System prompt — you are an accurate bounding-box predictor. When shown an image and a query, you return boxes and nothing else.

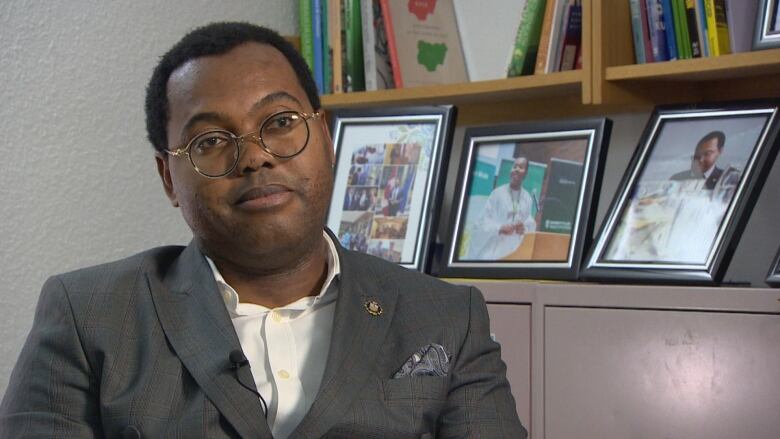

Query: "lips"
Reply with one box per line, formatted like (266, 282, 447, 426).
(234, 184, 293, 209)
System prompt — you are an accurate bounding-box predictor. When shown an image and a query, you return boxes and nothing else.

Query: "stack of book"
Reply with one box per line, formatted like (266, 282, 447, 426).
(298, 0, 584, 94)
(629, 0, 759, 64)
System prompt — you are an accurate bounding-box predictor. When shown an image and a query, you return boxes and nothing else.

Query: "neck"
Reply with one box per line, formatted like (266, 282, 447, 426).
(205, 236, 330, 309)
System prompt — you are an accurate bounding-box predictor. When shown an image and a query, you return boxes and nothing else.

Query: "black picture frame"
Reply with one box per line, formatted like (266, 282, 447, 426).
(767, 246, 780, 287)
(326, 105, 456, 272)
(584, 101, 780, 284)
(434, 118, 611, 280)
(753, 0, 780, 50)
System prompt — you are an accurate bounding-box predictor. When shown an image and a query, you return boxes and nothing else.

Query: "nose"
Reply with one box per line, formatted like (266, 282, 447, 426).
(235, 135, 277, 175)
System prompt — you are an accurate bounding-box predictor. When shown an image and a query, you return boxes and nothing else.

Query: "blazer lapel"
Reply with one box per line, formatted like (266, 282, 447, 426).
(148, 242, 272, 439)
(291, 240, 399, 438)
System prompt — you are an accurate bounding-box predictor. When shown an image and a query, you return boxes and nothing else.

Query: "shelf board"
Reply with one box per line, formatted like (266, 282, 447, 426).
(321, 70, 584, 109)
(605, 49, 780, 82)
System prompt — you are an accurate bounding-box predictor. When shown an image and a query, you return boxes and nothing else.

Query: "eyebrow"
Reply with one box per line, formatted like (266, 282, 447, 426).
(249, 91, 304, 113)
(178, 91, 305, 144)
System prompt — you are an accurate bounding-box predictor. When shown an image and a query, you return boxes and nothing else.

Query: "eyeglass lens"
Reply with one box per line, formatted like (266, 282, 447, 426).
(188, 111, 311, 177)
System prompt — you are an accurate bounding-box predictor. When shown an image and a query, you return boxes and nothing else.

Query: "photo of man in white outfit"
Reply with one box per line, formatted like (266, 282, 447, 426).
(469, 157, 537, 260)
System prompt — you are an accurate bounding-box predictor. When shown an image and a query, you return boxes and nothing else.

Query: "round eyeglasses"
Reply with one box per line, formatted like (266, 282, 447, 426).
(164, 110, 322, 178)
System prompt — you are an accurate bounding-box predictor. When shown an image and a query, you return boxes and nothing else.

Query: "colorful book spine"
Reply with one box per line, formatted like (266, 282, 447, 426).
(629, 0, 647, 63)
(557, 2, 582, 71)
(322, 0, 332, 94)
(372, 0, 395, 89)
(535, 0, 558, 71)
(703, 0, 730, 55)
(684, 0, 703, 57)
(676, 0, 694, 58)
(673, 0, 687, 58)
(639, 0, 655, 62)
(713, 0, 732, 54)
(379, 0, 402, 87)
(299, 0, 315, 72)
(695, 0, 710, 56)
(328, 0, 343, 93)
(343, 0, 365, 91)
(312, 0, 325, 94)
(507, 0, 548, 77)
(661, 0, 679, 60)
(646, 0, 670, 61)
(360, 0, 378, 90)
(552, 0, 573, 70)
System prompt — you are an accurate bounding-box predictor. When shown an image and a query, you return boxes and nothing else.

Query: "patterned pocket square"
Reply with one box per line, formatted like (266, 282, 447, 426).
(393, 343, 450, 378)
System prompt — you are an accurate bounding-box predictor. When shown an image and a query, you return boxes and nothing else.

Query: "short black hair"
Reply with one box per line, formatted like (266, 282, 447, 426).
(697, 130, 726, 151)
(145, 22, 320, 153)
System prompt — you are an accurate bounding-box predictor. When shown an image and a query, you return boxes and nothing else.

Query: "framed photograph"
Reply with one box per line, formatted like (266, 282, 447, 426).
(585, 101, 780, 284)
(326, 106, 456, 271)
(435, 118, 612, 280)
(753, 0, 780, 50)
(767, 246, 780, 287)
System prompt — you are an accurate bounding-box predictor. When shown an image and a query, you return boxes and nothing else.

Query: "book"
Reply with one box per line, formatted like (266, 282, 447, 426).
(546, 0, 573, 71)
(312, 0, 325, 94)
(704, 0, 731, 55)
(507, 0, 548, 77)
(299, 0, 315, 72)
(662, 0, 679, 60)
(695, 0, 710, 56)
(713, 0, 732, 54)
(344, 0, 365, 91)
(453, 0, 528, 81)
(725, 0, 759, 53)
(361, 0, 395, 90)
(557, 2, 581, 71)
(379, 0, 402, 87)
(551, 0, 574, 70)
(639, 0, 655, 62)
(629, 0, 647, 63)
(672, 0, 690, 59)
(381, 0, 468, 87)
(674, 0, 696, 59)
(322, 0, 332, 94)
(361, 0, 378, 90)
(646, 0, 670, 61)
(535, 0, 560, 70)
(372, 0, 395, 89)
(684, 0, 703, 57)
(328, 0, 344, 93)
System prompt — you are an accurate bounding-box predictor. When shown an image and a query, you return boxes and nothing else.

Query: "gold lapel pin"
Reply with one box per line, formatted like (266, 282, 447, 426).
(364, 300, 382, 316)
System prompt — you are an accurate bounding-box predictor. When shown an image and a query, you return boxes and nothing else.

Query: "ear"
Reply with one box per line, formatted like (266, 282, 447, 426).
(318, 110, 336, 166)
(155, 152, 179, 207)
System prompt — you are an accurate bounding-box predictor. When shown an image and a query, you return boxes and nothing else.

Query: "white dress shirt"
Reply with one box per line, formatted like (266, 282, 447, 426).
(205, 233, 340, 439)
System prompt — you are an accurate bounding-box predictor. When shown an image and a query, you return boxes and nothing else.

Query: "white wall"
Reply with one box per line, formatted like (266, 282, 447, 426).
(0, 0, 297, 396)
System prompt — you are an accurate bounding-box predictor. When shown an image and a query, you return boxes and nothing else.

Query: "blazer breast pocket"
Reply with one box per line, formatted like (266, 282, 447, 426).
(382, 375, 448, 402)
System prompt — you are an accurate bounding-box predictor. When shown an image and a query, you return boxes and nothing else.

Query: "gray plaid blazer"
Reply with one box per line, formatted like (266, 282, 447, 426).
(0, 233, 526, 438)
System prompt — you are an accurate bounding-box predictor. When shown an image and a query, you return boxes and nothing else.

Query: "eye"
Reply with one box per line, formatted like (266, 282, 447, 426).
(264, 112, 302, 133)
(192, 132, 231, 155)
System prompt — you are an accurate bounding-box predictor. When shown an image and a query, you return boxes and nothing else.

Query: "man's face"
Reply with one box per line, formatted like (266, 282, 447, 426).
(156, 42, 334, 269)
(694, 137, 721, 174)
(510, 157, 528, 189)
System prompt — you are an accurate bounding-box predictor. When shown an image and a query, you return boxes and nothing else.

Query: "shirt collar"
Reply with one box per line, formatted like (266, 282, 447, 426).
(205, 231, 341, 316)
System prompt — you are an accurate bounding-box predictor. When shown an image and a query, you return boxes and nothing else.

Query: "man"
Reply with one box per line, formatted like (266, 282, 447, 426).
(670, 130, 726, 189)
(469, 157, 537, 260)
(0, 23, 526, 438)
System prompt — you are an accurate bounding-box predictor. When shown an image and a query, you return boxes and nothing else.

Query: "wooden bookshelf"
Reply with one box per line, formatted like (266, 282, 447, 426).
(321, 70, 587, 125)
(592, 0, 780, 106)
(605, 48, 780, 82)
(322, 70, 584, 108)
(314, 1, 780, 117)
